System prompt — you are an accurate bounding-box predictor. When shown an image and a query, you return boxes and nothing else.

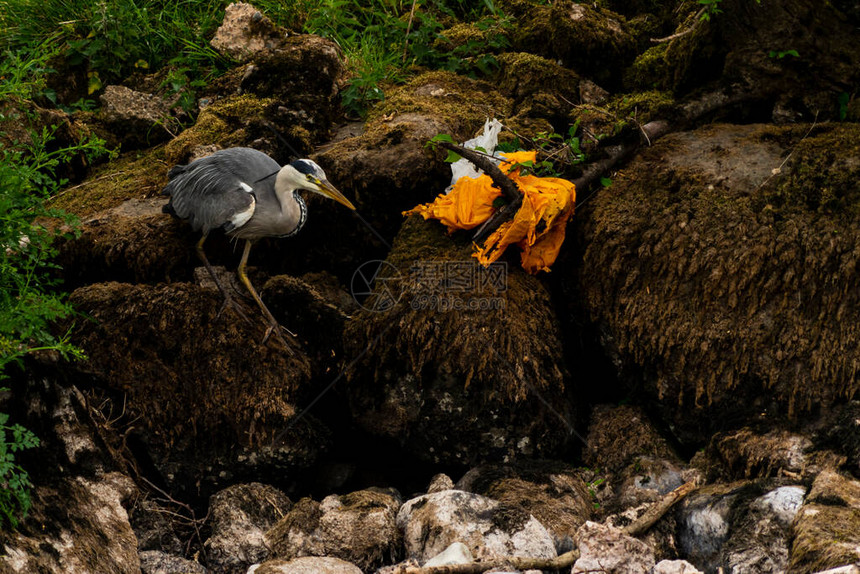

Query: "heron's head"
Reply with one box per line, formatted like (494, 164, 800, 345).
(276, 159, 356, 210)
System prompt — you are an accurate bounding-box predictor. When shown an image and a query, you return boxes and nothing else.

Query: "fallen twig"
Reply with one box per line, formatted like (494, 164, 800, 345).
(387, 548, 581, 574)
(650, 7, 706, 43)
(463, 88, 754, 243)
(623, 481, 697, 537)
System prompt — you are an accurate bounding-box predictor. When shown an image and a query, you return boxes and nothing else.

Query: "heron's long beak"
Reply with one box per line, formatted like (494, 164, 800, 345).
(317, 179, 356, 210)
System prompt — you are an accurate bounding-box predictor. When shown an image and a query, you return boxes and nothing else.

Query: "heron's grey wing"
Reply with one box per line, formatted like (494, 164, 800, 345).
(163, 158, 259, 234)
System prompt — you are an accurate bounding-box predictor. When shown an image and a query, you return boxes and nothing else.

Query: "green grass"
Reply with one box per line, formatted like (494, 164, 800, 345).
(0, 0, 508, 116)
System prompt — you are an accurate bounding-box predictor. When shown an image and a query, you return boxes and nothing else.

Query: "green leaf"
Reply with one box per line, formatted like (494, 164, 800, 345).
(600, 177, 613, 188)
(444, 150, 462, 163)
(430, 134, 456, 144)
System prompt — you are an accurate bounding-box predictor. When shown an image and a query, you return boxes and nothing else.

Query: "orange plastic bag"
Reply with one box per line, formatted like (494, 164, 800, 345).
(405, 151, 576, 273)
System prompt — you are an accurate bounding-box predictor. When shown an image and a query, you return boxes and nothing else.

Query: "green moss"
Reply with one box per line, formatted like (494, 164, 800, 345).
(608, 90, 677, 123)
(50, 146, 168, 218)
(624, 43, 669, 91)
(435, 22, 488, 51)
(789, 504, 860, 573)
(767, 124, 860, 219)
(494, 52, 580, 100)
(368, 71, 511, 132)
(164, 94, 281, 164)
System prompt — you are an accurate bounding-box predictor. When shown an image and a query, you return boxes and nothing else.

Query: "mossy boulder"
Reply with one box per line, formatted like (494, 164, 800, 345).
(316, 71, 512, 238)
(456, 461, 594, 548)
(569, 123, 860, 443)
(584, 404, 679, 475)
(789, 471, 860, 573)
(262, 272, 358, 378)
(493, 52, 581, 131)
(201, 33, 345, 144)
(502, 0, 636, 90)
(56, 198, 194, 289)
(51, 146, 169, 219)
(265, 489, 402, 571)
(635, 0, 860, 120)
(343, 215, 572, 466)
(698, 428, 844, 483)
(67, 281, 323, 498)
(164, 94, 301, 164)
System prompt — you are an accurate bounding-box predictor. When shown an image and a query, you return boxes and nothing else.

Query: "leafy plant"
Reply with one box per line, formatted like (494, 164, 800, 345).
(698, 0, 760, 21)
(0, 405, 39, 529)
(0, 44, 110, 529)
(697, 0, 723, 21)
(0, 123, 104, 374)
(768, 49, 800, 59)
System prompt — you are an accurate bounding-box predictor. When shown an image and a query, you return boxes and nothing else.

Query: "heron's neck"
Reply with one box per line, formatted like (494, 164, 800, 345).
(276, 188, 307, 238)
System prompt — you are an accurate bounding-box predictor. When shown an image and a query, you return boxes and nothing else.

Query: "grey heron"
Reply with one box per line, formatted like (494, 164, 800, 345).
(163, 147, 356, 349)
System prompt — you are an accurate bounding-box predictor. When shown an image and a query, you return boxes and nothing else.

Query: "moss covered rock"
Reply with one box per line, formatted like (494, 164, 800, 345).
(456, 461, 594, 547)
(265, 490, 401, 571)
(789, 472, 860, 573)
(343, 215, 572, 466)
(164, 95, 299, 164)
(57, 198, 193, 289)
(51, 146, 169, 218)
(569, 123, 860, 443)
(316, 71, 512, 238)
(494, 52, 581, 131)
(68, 281, 321, 498)
(502, 0, 636, 90)
(634, 0, 860, 120)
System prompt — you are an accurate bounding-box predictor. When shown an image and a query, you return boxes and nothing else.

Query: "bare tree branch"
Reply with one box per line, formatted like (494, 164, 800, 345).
(386, 548, 581, 574)
(623, 481, 697, 537)
(437, 141, 521, 203)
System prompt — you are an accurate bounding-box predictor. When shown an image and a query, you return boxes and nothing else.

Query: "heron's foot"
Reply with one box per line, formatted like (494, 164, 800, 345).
(261, 319, 296, 355)
(216, 294, 253, 326)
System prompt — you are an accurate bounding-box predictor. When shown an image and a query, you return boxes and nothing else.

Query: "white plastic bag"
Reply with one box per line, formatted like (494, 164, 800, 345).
(446, 118, 503, 193)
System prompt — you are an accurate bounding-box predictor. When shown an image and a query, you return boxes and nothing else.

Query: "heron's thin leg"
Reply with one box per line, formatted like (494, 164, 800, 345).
(236, 239, 296, 352)
(196, 233, 251, 324)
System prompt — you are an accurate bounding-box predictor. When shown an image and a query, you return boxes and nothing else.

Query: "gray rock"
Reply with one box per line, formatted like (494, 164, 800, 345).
(653, 559, 704, 574)
(266, 489, 401, 572)
(397, 490, 556, 564)
(423, 542, 474, 567)
(130, 499, 184, 554)
(210, 2, 285, 62)
(722, 485, 805, 573)
(678, 481, 805, 573)
(572, 521, 656, 574)
(678, 484, 741, 572)
(250, 556, 362, 574)
(205, 483, 292, 574)
(0, 381, 140, 574)
(140, 550, 207, 574)
(99, 85, 176, 148)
